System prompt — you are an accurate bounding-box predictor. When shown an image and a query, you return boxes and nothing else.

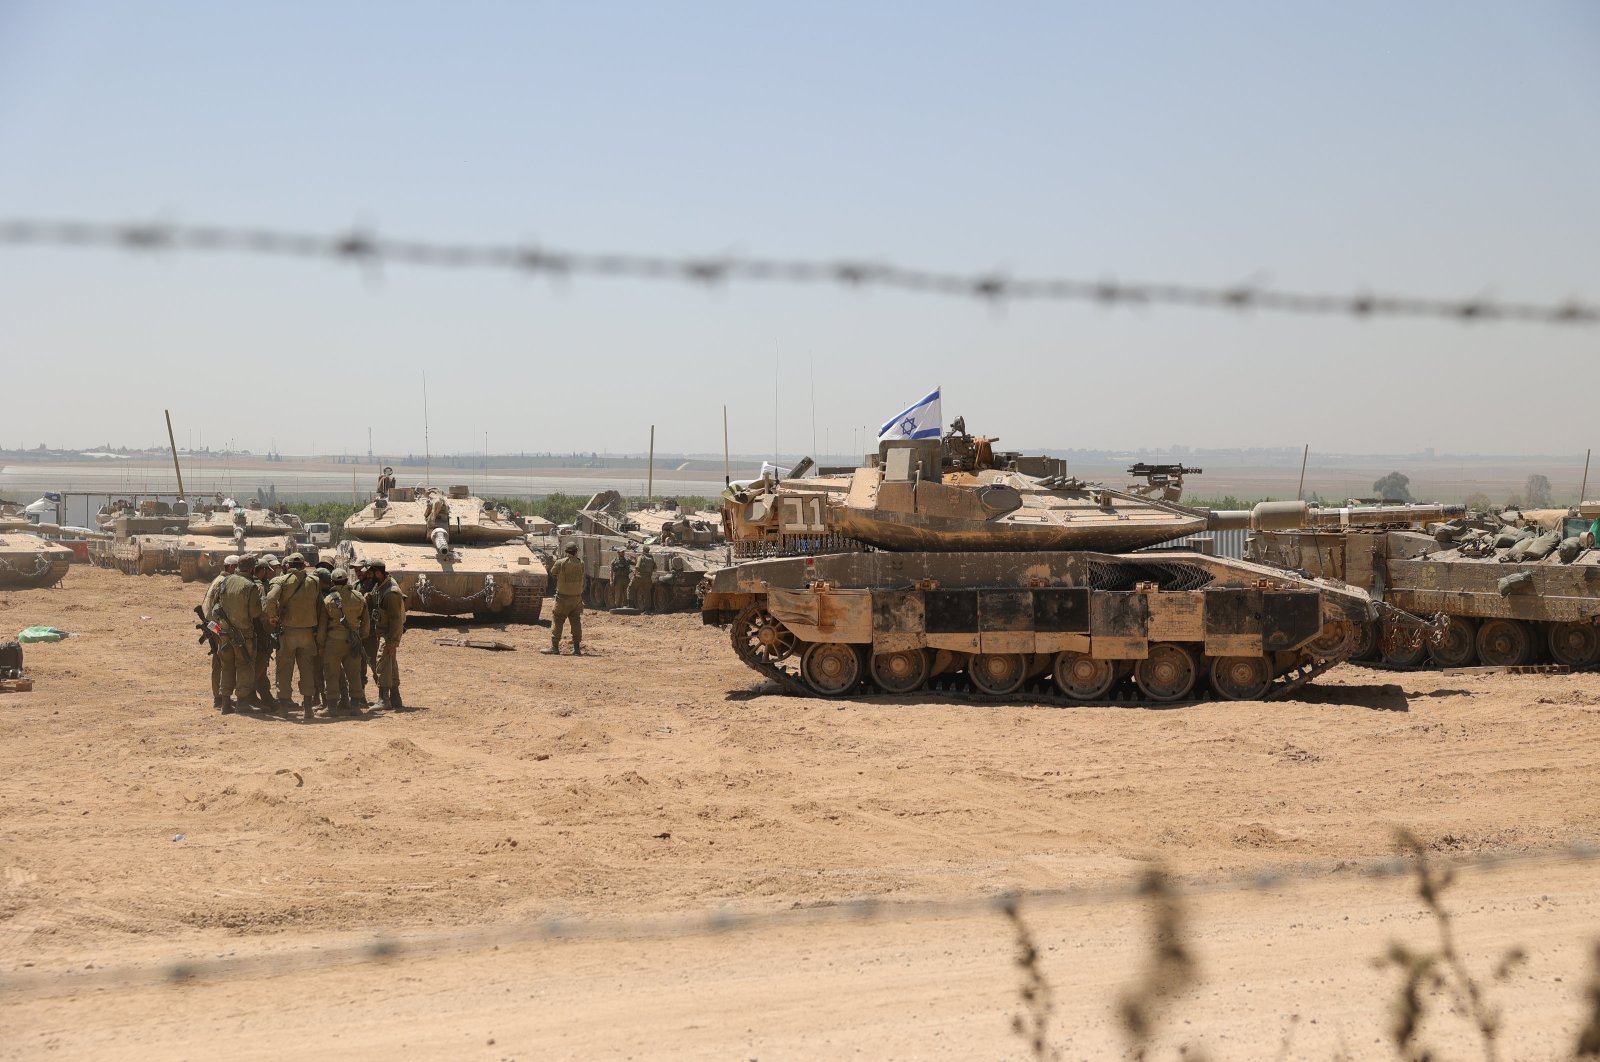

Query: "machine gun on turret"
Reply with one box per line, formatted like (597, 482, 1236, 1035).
(1126, 463, 1204, 502)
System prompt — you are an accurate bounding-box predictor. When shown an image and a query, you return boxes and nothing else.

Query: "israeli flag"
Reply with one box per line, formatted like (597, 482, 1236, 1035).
(878, 387, 943, 441)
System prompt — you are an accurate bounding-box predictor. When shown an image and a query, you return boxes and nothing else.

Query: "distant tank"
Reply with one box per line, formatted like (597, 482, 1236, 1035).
(1248, 503, 1600, 669)
(337, 469, 545, 623)
(86, 498, 190, 575)
(176, 500, 313, 582)
(702, 420, 1448, 702)
(0, 533, 74, 589)
(544, 491, 733, 612)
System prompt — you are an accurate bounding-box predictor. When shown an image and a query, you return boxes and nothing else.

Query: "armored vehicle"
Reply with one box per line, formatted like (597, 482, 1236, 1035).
(0, 533, 75, 589)
(703, 421, 1454, 702)
(546, 491, 733, 612)
(87, 499, 189, 575)
(1248, 504, 1600, 669)
(337, 469, 545, 623)
(176, 501, 312, 582)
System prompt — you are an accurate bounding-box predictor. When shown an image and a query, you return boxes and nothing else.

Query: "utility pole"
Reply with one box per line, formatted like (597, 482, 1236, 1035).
(647, 425, 655, 500)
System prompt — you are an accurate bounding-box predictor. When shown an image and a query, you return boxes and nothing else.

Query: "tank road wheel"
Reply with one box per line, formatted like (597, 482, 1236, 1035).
(1052, 651, 1115, 701)
(870, 649, 931, 694)
(1134, 644, 1197, 703)
(732, 604, 797, 665)
(1208, 655, 1272, 701)
(800, 642, 862, 697)
(1427, 616, 1478, 668)
(1546, 622, 1600, 669)
(1351, 620, 1379, 661)
(1476, 619, 1534, 667)
(1307, 620, 1357, 661)
(968, 653, 1027, 697)
(1379, 622, 1429, 669)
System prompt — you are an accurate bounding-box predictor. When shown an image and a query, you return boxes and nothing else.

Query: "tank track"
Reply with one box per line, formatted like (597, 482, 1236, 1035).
(509, 584, 544, 624)
(728, 606, 1345, 707)
(0, 554, 71, 590)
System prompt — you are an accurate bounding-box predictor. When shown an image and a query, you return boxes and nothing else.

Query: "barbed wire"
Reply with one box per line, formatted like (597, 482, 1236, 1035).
(0, 218, 1594, 326)
(2, 839, 1592, 999)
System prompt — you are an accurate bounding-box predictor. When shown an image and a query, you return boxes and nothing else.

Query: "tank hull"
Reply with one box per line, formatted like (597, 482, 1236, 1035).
(0, 534, 75, 589)
(1249, 528, 1600, 670)
(337, 541, 545, 623)
(702, 550, 1380, 702)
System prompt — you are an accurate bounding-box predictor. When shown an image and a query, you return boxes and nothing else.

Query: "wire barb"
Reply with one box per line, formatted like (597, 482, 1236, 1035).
(0, 218, 1593, 326)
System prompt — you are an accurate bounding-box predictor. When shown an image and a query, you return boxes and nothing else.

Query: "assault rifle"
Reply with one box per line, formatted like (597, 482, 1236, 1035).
(193, 604, 219, 655)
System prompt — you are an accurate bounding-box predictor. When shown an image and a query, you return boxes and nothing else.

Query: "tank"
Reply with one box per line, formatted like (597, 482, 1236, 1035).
(86, 499, 190, 575)
(0, 533, 74, 589)
(336, 469, 546, 623)
(1247, 503, 1600, 670)
(702, 421, 1452, 702)
(540, 491, 733, 612)
(176, 500, 313, 582)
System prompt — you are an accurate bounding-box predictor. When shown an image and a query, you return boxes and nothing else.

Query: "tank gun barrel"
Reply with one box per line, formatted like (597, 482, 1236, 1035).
(1205, 500, 1465, 533)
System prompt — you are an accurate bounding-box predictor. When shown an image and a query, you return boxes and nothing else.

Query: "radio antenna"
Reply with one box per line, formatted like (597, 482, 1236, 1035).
(423, 371, 431, 486)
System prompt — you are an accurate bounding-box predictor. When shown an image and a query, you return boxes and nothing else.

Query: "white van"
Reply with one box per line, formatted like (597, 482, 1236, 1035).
(306, 522, 333, 546)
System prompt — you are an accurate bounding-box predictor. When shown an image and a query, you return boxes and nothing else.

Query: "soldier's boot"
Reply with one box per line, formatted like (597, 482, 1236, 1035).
(572, 644, 583, 656)
(214, 695, 231, 713)
(390, 683, 405, 710)
(304, 699, 317, 723)
(373, 688, 391, 710)
(541, 641, 561, 655)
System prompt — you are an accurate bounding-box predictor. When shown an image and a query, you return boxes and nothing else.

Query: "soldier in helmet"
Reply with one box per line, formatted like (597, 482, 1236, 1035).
(210, 555, 264, 713)
(362, 559, 407, 708)
(318, 567, 371, 713)
(265, 554, 322, 721)
(629, 545, 657, 612)
(310, 565, 334, 708)
(544, 541, 586, 655)
(608, 547, 632, 610)
(250, 555, 280, 708)
(202, 554, 241, 709)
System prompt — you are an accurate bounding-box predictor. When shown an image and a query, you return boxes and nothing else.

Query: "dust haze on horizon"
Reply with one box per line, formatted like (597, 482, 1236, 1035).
(0, 2, 1595, 461)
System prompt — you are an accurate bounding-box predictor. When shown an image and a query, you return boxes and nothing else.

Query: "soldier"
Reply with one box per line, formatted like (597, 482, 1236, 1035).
(251, 555, 279, 708)
(265, 554, 321, 721)
(318, 567, 370, 713)
(354, 562, 380, 688)
(202, 555, 240, 709)
(365, 559, 407, 709)
(210, 556, 263, 713)
(630, 545, 657, 612)
(310, 566, 334, 708)
(608, 548, 632, 609)
(544, 542, 586, 655)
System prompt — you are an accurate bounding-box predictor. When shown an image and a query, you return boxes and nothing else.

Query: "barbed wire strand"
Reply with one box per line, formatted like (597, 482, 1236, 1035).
(0, 218, 1594, 326)
(2, 840, 1593, 1000)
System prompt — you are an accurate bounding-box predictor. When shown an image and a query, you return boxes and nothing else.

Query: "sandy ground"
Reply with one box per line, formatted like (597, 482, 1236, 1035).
(3, 566, 1599, 1059)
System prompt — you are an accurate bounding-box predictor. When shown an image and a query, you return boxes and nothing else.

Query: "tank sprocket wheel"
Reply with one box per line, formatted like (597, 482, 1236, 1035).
(1208, 655, 1272, 701)
(1052, 651, 1115, 700)
(968, 653, 1027, 697)
(1306, 620, 1357, 661)
(800, 642, 862, 697)
(1134, 644, 1197, 703)
(1546, 621, 1600, 669)
(1476, 619, 1534, 667)
(870, 649, 930, 694)
(1350, 620, 1379, 661)
(1427, 615, 1478, 668)
(732, 604, 797, 665)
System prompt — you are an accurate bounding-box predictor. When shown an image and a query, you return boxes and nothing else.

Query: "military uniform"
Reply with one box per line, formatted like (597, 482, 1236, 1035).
(201, 561, 235, 706)
(547, 548, 586, 653)
(318, 569, 371, 711)
(252, 560, 278, 706)
(368, 569, 407, 708)
(608, 552, 631, 609)
(630, 549, 657, 612)
(266, 560, 322, 718)
(211, 569, 264, 708)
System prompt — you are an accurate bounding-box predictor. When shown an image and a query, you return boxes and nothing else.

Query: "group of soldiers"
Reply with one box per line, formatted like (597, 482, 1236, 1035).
(607, 545, 658, 610)
(201, 552, 406, 721)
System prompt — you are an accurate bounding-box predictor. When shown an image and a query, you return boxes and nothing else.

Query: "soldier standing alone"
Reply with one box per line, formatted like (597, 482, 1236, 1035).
(545, 542, 586, 654)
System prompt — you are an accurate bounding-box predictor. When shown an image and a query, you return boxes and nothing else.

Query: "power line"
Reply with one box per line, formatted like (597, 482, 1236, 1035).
(0, 218, 1594, 326)
(1, 839, 1592, 999)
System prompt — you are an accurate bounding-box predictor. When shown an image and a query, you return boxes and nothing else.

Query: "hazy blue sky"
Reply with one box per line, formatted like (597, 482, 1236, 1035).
(1, 2, 1595, 459)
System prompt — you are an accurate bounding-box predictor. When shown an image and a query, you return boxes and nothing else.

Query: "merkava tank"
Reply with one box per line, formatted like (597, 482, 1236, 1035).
(702, 421, 1459, 702)
(545, 491, 733, 612)
(86, 498, 190, 575)
(0, 533, 75, 589)
(1247, 503, 1600, 670)
(337, 469, 545, 623)
(175, 499, 314, 582)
